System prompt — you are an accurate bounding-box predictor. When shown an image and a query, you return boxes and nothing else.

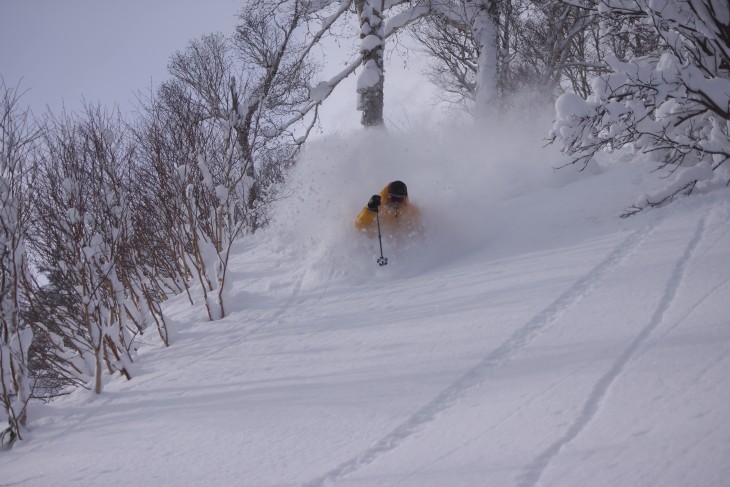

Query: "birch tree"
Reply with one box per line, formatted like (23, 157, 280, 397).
(356, 0, 388, 125)
(0, 80, 37, 447)
(28, 106, 147, 394)
(411, 0, 606, 110)
(134, 0, 353, 319)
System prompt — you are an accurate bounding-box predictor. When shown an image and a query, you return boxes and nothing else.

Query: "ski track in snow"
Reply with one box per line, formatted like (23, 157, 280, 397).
(517, 211, 710, 487)
(301, 221, 659, 487)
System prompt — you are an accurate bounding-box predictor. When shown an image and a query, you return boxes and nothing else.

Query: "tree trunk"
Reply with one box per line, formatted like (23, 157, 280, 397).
(356, 0, 386, 127)
(468, 0, 500, 118)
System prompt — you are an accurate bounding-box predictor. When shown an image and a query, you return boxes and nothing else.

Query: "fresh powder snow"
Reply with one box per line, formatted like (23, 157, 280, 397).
(1, 112, 729, 487)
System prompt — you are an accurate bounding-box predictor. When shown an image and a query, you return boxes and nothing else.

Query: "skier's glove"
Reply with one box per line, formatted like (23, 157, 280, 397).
(367, 194, 381, 212)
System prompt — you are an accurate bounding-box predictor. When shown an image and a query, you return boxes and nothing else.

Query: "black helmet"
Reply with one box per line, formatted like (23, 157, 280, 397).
(387, 180, 407, 197)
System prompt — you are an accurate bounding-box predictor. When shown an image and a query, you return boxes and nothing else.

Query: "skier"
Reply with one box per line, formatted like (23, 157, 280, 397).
(355, 180, 422, 237)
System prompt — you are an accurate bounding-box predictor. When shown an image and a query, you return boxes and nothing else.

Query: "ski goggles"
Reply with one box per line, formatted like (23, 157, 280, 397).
(388, 194, 406, 205)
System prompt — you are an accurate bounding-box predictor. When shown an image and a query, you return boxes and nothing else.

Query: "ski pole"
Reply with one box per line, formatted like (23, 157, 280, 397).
(376, 209, 388, 266)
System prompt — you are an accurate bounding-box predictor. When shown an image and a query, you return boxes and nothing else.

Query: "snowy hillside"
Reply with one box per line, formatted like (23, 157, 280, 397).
(2, 116, 729, 487)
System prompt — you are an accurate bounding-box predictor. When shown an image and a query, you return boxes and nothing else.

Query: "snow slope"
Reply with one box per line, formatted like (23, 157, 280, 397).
(2, 117, 729, 487)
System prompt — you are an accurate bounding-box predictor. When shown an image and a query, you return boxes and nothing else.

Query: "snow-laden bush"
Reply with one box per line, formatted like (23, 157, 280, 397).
(551, 0, 730, 215)
(0, 79, 37, 445)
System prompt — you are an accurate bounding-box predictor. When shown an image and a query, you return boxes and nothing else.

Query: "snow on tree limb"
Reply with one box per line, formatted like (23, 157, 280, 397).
(552, 0, 730, 214)
(384, 4, 433, 37)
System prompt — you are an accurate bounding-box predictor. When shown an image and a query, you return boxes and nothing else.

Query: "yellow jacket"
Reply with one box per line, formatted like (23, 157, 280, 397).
(355, 184, 422, 237)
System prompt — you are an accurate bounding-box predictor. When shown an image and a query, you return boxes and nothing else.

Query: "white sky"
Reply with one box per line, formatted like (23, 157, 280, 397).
(0, 0, 439, 134)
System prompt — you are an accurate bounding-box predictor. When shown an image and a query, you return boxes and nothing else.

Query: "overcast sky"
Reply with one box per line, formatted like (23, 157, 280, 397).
(0, 0, 239, 113)
(0, 0, 438, 133)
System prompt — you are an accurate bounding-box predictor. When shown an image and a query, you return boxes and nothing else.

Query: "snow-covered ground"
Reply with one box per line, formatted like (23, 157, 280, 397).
(2, 116, 729, 486)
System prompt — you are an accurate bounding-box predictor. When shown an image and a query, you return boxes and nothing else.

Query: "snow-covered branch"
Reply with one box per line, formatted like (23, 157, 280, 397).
(552, 0, 730, 214)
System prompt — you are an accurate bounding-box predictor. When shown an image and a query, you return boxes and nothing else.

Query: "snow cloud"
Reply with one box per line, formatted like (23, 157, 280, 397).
(267, 109, 574, 285)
